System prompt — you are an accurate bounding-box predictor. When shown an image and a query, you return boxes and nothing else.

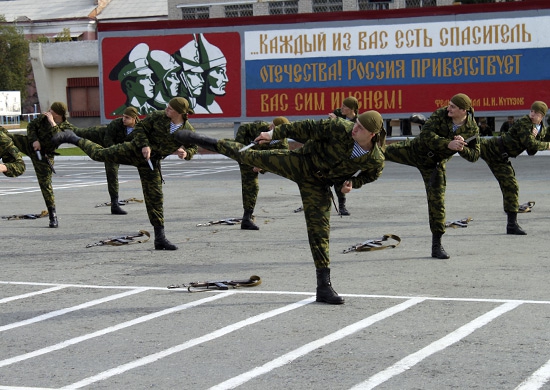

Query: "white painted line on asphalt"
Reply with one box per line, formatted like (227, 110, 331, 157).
(349, 301, 523, 390)
(60, 296, 316, 389)
(0, 291, 235, 369)
(0, 286, 68, 304)
(209, 297, 426, 390)
(0, 288, 147, 333)
(515, 359, 550, 390)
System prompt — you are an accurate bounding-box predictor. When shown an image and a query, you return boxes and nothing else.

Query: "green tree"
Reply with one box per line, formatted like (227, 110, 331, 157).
(0, 15, 30, 100)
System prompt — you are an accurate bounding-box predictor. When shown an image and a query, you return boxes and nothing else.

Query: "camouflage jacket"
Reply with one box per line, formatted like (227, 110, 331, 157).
(499, 115, 549, 157)
(27, 115, 76, 154)
(104, 117, 143, 146)
(415, 106, 480, 163)
(132, 110, 197, 160)
(0, 127, 25, 177)
(273, 118, 384, 189)
(235, 122, 289, 150)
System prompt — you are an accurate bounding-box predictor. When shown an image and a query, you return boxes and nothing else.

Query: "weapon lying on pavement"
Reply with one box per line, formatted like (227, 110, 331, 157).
(167, 275, 261, 292)
(95, 197, 144, 208)
(518, 201, 535, 213)
(196, 217, 242, 227)
(2, 210, 49, 220)
(293, 205, 304, 213)
(343, 234, 401, 253)
(85, 230, 150, 248)
(445, 217, 473, 228)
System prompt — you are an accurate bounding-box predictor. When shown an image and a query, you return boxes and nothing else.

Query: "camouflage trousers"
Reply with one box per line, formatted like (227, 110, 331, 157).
(480, 140, 519, 213)
(74, 128, 121, 198)
(239, 164, 261, 211)
(76, 138, 164, 227)
(218, 139, 334, 269)
(385, 143, 448, 234)
(10, 134, 56, 208)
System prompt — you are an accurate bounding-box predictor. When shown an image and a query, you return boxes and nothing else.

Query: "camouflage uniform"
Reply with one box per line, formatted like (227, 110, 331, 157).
(72, 110, 197, 227)
(234, 121, 289, 211)
(74, 118, 134, 199)
(330, 109, 358, 208)
(216, 118, 385, 269)
(0, 126, 25, 177)
(384, 106, 480, 235)
(9, 115, 76, 208)
(480, 115, 550, 213)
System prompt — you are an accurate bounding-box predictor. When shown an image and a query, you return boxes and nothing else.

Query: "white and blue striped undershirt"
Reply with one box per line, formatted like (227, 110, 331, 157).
(170, 122, 183, 134)
(350, 141, 369, 158)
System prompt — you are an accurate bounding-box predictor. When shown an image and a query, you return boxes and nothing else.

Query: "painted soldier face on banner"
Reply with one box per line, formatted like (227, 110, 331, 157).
(102, 33, 241, 119)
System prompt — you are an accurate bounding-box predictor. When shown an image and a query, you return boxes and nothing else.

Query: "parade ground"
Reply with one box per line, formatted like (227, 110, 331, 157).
(1, 139, 550, 389)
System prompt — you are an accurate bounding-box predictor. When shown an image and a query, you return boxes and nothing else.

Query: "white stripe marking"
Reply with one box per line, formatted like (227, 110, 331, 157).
(350, 301, 522, 390)
(515, 359, 550, 390)
(0, 288, 147, 332)
(0, 291, 234, 368)
(60, 296, 315, 389)
(209, 297, 425, 390)
(0, 285, 67, 304)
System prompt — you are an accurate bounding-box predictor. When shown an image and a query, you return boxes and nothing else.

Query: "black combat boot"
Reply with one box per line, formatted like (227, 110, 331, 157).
(338, 193, 350, 216)
(173, 130, 218, 152)
(51, 130, 81, 147)
(154, 226, 178, 250)
(507, 212, 526, 235)
(110, 196, 127, 215)
(431, 233, 450, 259)
(316, 268, 345, 304)
(47, 206, 58, 228)
(241, 209, 259, 230)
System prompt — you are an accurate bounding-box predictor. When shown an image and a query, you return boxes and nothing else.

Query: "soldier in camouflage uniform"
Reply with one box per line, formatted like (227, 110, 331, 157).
(74, 107, 140, 215)
(174, 111, 386, 305)
(384, 93, 480, 259)
(327, 96, 359, 216)
(53, 97, 197, 251)
(9, 102, 76, 228)
(235, 117, 290, 230)
(0, 126, 25, 177)
(480, 101, 550, 235)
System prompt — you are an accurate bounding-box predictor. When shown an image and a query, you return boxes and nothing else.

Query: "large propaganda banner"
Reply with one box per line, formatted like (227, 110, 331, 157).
(98, 1, 550, 122)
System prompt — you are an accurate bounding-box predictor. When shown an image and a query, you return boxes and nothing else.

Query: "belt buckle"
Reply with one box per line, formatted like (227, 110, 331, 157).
(501, 152, 508, 159)
(427, 151, 434, 158)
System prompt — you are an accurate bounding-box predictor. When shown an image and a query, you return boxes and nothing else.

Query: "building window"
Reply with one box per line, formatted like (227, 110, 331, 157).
(312, 0, 343, 13)
(181, 7, 210, 20)
(405, 0, 437, 7)
(225, 4, 253, 18)
(358, 0, 390, 10)
(66, 77, 100, 117)
(269, 0, 299, 15)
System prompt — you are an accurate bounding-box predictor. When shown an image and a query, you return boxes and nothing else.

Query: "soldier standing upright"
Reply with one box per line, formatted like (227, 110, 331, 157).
(173, 111, 386, 305)
(9, 102, 76, 228)
(480, 101, 550, 235)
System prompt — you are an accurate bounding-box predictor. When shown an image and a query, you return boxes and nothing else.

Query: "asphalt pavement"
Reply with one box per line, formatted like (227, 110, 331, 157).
(1, 144, 550, 390)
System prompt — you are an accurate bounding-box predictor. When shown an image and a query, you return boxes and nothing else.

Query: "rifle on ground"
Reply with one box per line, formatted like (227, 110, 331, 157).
(445, 217, 473, 228)
(85, 230, 150, 248)
(95, 197, 144, 208)
(343, 234, 401, 253)
(196, 217, 242, 227)
(168, 275, 261, 292)
(2, 210, 49, 220)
